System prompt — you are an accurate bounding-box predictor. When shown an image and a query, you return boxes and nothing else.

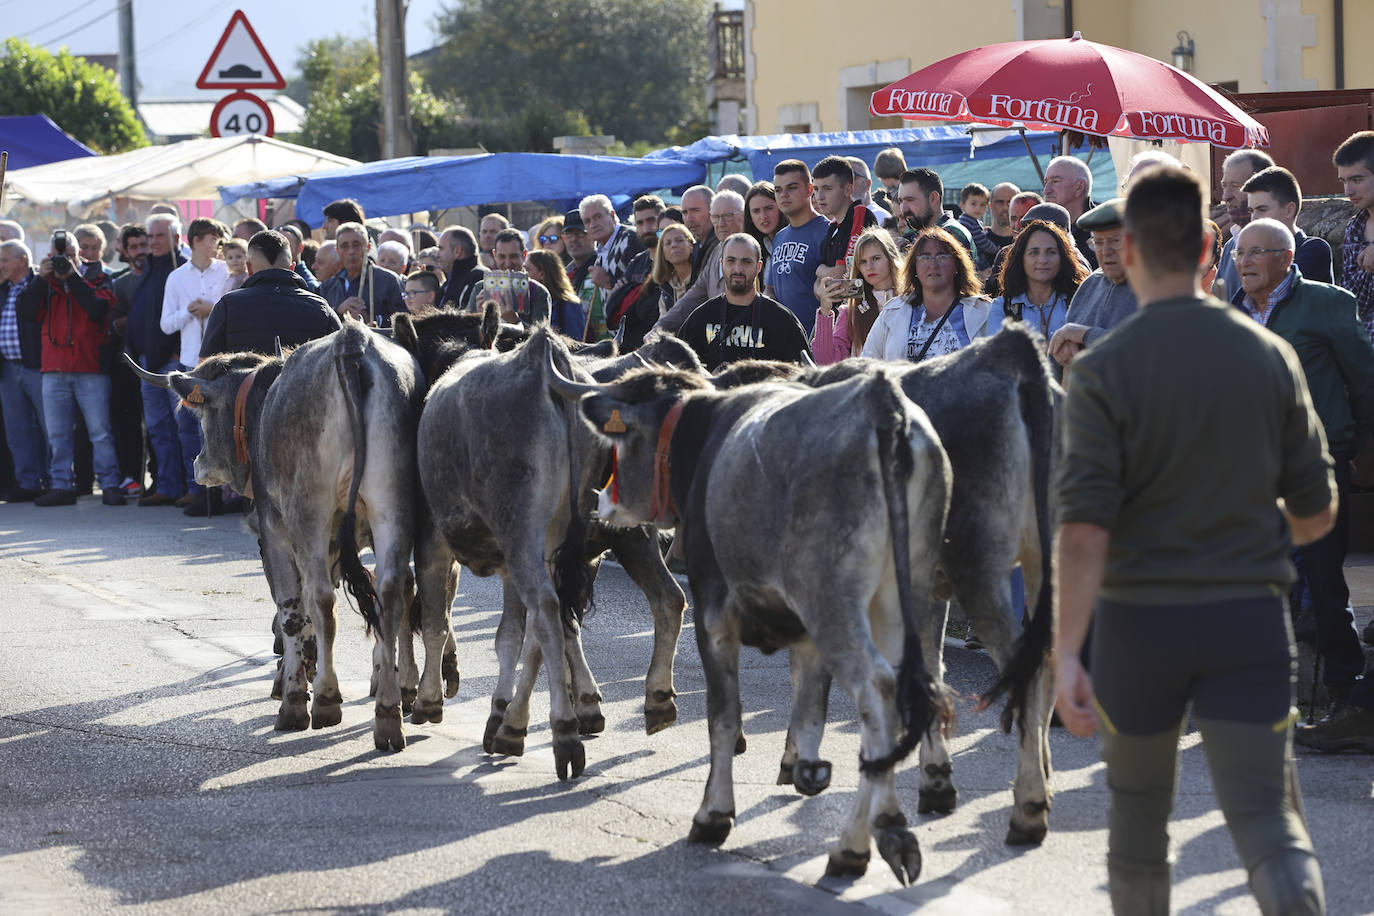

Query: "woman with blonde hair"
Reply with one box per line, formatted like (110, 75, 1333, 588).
(812, 228, 901, 363)
(861, 226, 991, 362)
(530, 215, 566, 261)
(617, 222, 696, 350)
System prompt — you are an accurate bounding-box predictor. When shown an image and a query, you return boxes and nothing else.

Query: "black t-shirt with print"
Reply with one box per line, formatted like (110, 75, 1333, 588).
(820, 200, 879, 268)
(679, 294, 813, 370)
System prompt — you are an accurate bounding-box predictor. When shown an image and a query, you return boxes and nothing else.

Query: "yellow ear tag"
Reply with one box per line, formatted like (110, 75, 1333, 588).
(603, 409, 627, 434)
(186, 385, 205, 406)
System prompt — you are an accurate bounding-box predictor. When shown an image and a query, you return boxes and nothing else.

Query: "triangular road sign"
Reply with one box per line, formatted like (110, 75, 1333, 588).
(196, 11, 286, 90)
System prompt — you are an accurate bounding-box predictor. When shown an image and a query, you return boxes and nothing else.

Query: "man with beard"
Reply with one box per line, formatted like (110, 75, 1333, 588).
(632, 195, 666, 250)
(895, 167, 974, 258)
(110, 224, 151, 496)
(436, 226, 486, 310)
(987, 182, 1021, 249)
(678, 233, 811, 370)
(1212, 149, 1275, 299)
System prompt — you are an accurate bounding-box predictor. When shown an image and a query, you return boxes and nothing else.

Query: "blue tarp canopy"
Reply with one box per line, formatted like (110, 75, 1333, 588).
(222, 152, 707, 226)
(0, 114, 97, 170)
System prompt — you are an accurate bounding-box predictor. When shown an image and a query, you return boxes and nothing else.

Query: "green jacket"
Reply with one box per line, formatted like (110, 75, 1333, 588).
(1242, 268, 1374, 452)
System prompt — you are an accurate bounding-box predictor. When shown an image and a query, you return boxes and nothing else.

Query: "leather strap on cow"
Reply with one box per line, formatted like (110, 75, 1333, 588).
(648, 400, 686, 523)
(233, 370, 258, 466)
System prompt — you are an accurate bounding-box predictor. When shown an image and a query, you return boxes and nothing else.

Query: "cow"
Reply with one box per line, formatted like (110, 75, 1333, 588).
(402, 323, 696, 779)
(126, 320, 424, 751)
(547, 356, 954, 886)
(704, 327, 1059, 845)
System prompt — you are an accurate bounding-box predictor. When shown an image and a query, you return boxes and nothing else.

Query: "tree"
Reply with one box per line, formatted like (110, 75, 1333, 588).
(424, 0, 710, 149)
(0, 38, 147, 154)
(297, 36, 467, 161)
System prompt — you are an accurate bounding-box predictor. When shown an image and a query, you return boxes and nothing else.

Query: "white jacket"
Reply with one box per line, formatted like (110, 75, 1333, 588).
(859, 293, 992, 362)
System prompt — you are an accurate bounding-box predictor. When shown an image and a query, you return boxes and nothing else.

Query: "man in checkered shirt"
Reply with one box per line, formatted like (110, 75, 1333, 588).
(1334, 131, 1374, 344)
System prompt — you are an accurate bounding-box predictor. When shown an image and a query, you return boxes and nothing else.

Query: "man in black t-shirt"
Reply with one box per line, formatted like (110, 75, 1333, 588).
(679, 234, 811, 371)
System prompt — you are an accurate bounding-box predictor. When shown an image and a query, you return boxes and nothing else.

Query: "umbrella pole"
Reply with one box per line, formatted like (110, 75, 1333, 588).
(1019, 132, 1044, 184)
(0, 151, 8, 212)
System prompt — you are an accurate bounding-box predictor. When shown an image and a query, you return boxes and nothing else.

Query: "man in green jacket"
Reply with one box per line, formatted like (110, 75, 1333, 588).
(1232, 218, 1374, 746)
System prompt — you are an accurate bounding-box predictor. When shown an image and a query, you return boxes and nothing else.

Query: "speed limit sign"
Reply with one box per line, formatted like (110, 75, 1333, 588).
(210, 91, 275, 138)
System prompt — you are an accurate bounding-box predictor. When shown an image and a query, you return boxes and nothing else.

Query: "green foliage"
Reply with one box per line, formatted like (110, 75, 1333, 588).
(424, 0, 711, 149)
(286, 36, 379, 105)
(0, 38, 147, 154)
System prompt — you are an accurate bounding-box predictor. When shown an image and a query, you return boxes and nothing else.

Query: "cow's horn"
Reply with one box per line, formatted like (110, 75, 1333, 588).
(274, 336, 284, 359)
(123, 352, 173, 388)
(545, 343, 601, 400)
(631, 351, 653, 369)
(800, 350, 817, 368)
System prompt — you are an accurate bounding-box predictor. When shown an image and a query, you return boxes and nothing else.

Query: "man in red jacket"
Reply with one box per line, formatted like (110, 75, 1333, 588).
(17, 234, 123, 506)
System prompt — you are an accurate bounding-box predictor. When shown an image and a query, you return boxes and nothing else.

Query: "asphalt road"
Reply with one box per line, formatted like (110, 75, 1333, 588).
(1, 500, 1370, 915)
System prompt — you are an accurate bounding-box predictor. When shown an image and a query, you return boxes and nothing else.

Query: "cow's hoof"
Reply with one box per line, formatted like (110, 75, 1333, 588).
(875, 816, 922, 886)
(917, 786, 958, 815)
(411, 699, 444, 725)
(311, 690, 343, 729)
(270, 665, 284, 701)
(1006, 803, 1049, 846)
(441, 651, 460, 698)
(825, 847, 870, 878)
(578, 711, 606, 736)
(400, 687, 417, 715)
(272, 618, 283, 656)
(275, 693, 310, 731)
(373, 705, 405, 752)
(644, 701, 677, 735)
(552, 719, 585, 780)
(734, 732, 747, 755)
(776, 760, 795, 786)
(794, 759, 832, 796)
(687, 812, 733, 845)
(1005, 823, 1047, 846)
(491, 724, 528, 757)
(482, 713, 504, 753)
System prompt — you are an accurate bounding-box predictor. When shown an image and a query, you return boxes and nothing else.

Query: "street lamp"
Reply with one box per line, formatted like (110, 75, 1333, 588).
(1172, 30, 1196, 73)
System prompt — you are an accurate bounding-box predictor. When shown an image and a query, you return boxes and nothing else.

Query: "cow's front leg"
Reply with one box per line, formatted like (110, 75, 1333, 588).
(491, 625, 540, 757)
(412, 525, 458, 725)
(779, 640, 832, 796)
(1006, 663, 1052, 845)
(302, 568, 343, 729)
(689, 603, 741, 844)
(258, 522, 310, 730)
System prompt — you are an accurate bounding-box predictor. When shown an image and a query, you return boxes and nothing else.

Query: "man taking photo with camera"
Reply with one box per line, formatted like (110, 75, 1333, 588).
(17, 230, 123, 506)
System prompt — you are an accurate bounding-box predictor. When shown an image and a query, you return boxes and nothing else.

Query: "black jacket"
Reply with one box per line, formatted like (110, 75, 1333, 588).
(200, 268, 342, 357)
(0, 269, 42, 370)
(441, 255, 487, 309)
(127, 250, 184, 369)
(688, 230, 719, 287)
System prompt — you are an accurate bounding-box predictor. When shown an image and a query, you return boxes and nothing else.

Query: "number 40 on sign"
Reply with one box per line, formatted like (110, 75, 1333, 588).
(211, 91, 275, 138)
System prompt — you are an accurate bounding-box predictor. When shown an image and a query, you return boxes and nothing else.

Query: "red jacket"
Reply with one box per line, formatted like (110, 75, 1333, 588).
(17, 268, 115, 373)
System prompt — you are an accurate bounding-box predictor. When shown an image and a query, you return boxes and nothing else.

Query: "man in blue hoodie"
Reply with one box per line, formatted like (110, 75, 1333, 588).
(125, 213, 185, 507)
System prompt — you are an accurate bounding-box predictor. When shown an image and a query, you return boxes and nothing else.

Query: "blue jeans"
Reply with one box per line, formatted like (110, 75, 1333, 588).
(0, 359, 48, 490)
(140, 358, 184, 498)
(42, 372, 120, 491)
(174, 362, 204, 495)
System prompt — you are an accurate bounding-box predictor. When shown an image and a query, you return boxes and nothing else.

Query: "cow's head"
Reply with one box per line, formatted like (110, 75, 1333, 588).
(547, 347, 709, 528)
(125, 352, 275, 490)
(392, 300, 500, 383)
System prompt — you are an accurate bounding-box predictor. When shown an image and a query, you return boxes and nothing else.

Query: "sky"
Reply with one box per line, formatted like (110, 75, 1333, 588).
(11, 0, 449, 100)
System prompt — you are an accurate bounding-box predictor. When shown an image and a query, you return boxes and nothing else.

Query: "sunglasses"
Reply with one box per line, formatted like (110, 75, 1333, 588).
(538, 234, 561, 244)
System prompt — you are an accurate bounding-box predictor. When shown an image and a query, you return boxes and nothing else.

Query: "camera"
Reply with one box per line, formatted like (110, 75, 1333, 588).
(51, 230, 73, 278)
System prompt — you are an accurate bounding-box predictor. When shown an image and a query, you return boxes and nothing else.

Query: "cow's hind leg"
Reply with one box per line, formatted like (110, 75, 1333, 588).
(485, 582, 527, 753)
(688, 596, 742, 844)
(367, 518, 411, 752)
(298, 539, 344, 730)
(779, 640, 833, 796)
(259, 515, 310, 730)
(918, 598, 956, 814)
(412, 524, 457, 725)
(491, 624, 541, 756)
(563, 614, 605, 735)
(608, 529, 687, 734)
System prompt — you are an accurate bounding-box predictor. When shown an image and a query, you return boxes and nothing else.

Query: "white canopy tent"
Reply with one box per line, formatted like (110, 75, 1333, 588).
(1, 135, 358, 218)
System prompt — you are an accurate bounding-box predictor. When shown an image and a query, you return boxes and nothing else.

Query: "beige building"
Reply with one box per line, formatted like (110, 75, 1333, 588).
(743, 0, 1374, 135)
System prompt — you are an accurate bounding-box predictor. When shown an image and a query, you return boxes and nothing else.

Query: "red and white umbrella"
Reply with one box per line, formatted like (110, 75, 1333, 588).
(870, 32, 1268, 150)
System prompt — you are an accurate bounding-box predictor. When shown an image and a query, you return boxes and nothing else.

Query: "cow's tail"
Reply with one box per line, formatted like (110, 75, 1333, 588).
(541, 330, 596, 628)
(334, 326, 382, 636)
(860, 375, 950, 775)
(981, 332, 1057, 734)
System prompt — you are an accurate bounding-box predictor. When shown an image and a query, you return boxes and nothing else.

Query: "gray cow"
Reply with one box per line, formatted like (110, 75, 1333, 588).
(548, 358, 953, 886)
(128, 321, 424, 751)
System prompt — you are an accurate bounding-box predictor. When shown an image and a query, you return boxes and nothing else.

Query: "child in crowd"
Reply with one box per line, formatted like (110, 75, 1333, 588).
(958, 182, 1000, 272)
(222, 238, 249, 291)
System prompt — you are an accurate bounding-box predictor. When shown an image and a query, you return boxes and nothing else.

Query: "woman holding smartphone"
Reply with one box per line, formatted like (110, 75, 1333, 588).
(811, 228, 901, 363)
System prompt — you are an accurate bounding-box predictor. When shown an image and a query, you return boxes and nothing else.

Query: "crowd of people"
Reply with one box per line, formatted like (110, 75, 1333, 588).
(1, 133, 1372, 740)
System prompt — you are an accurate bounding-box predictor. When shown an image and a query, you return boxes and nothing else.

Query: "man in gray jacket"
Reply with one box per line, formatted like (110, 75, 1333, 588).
(1050, 198, 1139, 369)
(654, 191, 744, 333)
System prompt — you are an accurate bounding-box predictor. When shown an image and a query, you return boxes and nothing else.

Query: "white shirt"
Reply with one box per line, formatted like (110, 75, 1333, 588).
(161, 257, 230, 366)
(860, 293, 992, 362)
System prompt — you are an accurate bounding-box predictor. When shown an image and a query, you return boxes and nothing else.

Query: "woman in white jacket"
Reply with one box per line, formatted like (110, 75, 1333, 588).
(861, 225, 991, 363)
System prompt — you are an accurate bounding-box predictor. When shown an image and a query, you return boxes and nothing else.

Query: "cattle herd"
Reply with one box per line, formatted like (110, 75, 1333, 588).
(127, 307, 1058, 887)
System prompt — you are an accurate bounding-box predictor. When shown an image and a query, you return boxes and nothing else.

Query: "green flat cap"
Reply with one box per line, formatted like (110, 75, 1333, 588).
(1077, 197, 1125, 232)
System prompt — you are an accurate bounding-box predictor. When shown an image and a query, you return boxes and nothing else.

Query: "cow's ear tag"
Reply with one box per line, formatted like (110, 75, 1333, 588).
(186, 385, 205, 405)
(603, 409, 627, 434)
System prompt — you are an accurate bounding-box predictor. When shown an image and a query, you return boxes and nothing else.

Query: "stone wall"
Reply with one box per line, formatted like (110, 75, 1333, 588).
(1297, 196, 1355, 282)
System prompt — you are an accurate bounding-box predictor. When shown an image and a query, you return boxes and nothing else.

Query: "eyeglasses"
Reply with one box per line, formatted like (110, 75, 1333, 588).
(1235, 247, 1288, 261)
(1087, 237, 1123, 253)
(914, 253, 954, 265)
(402, 290, 431, 299)
(538, 234, 561, 244)
(711, 211, 743, 223)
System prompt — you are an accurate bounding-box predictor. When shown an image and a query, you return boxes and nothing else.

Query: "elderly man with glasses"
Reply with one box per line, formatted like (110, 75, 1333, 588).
(1049, 198, 1139, 368)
